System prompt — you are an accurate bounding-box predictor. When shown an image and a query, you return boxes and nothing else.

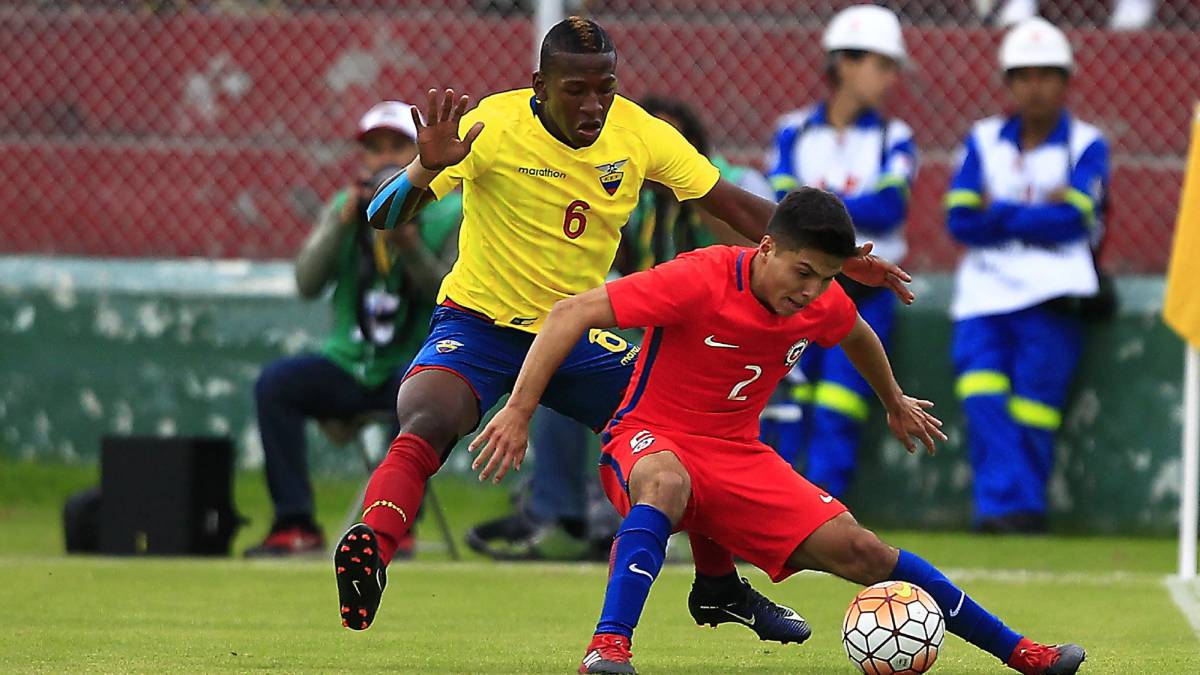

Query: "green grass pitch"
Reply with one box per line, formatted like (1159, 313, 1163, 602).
(1, 459, 1197, 673)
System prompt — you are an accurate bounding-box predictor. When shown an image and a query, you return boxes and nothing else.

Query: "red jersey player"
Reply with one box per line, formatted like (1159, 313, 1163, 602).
(471, 188, 1086, 675)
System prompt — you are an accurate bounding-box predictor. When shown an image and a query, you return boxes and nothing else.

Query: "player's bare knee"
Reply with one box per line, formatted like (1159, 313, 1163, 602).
(817, 527, 883, 583)
(635, 469, 688, 521)
(395, 369, 480, 442)
(651, 468, 689, 502)
(395, 408, 459, 453)
(629, 456, 690, 524)
(845, 529, 896, 584)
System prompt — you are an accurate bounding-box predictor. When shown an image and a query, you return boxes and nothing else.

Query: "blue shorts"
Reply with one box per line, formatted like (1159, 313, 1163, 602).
(405, 303, 641, 431)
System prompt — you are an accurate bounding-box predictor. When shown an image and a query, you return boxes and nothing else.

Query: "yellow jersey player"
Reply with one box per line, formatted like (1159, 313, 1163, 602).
(334, 16, 913, 643)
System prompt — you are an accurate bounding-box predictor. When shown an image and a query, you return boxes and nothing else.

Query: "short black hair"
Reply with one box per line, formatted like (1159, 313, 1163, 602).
(539, 16, 616, 72)
(1003, 65, 1071, 82)
(767, 187, 858, 258)
(640, 95, 709, 155)
(825, 49, 869, 87)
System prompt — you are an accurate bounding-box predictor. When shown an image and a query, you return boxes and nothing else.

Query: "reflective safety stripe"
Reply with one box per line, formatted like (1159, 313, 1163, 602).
(813, 381, 870, 421)
(1008, 395, 1062, 431)
(790, 383, 814, 404)
(761, 403, 803, 423)
(944, 189, 983, 210)
(876, 173, 911, 200)
(1062, 187, 1096, 228)
(956, 370, 1011, 399)
(770, 174, 801, 193)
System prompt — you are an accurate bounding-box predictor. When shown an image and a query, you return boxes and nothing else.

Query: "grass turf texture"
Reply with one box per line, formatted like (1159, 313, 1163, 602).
(1, 459, 1196, 673)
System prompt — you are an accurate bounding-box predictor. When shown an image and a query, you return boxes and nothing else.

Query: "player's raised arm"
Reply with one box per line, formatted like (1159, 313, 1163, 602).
(469, 286, 618, 483)
(366, 88, 484, 231)
(838, 314, 946, 455)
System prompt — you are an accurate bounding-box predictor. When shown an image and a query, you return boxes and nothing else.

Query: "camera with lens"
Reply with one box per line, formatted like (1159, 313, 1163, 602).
(356, 164, 404, 220)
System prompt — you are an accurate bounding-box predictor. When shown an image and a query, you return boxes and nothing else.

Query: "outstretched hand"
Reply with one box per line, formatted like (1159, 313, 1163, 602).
(467, 405, 533, 484)
(886, 395, 947, 456)
(411, 88, 485, 172)
(841, 242, 915, 305)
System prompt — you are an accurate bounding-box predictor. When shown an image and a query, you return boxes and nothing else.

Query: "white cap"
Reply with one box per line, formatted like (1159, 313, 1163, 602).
(999, 17, 1073, 72)
(823, 4, 907, 63)
(356, 101, 417, 142)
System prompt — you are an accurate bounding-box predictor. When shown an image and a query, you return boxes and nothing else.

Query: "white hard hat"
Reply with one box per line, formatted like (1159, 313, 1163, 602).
(823, 4, 907, 63)
(999, 17, 1073, 72)
(356, 101, 417, 142)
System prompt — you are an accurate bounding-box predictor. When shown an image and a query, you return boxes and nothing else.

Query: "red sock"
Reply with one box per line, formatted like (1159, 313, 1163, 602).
(362, 433, 442, 564)
(688, 533, 737, 578)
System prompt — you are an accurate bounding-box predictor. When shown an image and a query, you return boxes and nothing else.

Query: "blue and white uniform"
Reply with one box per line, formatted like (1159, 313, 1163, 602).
(946, 110, 1108, 523)
(762, 102, 917, 496)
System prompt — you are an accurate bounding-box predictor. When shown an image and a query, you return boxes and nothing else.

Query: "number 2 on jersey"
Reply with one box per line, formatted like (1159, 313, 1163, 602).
(727, 365, 762, 401)
(563, 200, 589, 239)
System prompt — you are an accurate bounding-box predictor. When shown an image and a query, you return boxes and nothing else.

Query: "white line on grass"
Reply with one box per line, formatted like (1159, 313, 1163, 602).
(9, 556, 1164, 584)
(13, 554, 1196, 643)
(935, 568, 1160, 585)
(1166, 576, 1200, 641)
(0, 556, 1175, 590)
(203, 561, 1173, 584)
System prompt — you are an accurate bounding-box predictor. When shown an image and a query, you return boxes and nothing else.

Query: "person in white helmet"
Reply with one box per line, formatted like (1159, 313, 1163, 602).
(945, 17, 1110, 535)
(763, 4, 917, 498)
(988, 0, 1157, 31)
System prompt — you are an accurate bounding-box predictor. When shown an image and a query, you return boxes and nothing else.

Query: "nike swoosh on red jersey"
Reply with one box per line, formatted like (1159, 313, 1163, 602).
(704, 335, 739, 349)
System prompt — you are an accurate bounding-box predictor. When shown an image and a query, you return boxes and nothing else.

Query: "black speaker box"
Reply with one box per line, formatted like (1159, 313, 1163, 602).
(99, 436, 239, 556)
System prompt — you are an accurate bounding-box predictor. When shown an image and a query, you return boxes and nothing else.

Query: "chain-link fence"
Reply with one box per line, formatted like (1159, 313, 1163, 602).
(2, 1, 1196, 272)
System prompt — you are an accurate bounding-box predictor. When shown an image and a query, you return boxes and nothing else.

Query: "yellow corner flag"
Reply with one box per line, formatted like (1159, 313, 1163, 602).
(1165, 103, 1200, 349)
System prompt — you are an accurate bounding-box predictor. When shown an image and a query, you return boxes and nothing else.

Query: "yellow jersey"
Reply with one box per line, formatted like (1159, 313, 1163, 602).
(429, 88, 720, 332)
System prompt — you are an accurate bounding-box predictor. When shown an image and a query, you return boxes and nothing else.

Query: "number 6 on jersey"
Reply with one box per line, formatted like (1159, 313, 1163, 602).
(563, 200, 589, 239)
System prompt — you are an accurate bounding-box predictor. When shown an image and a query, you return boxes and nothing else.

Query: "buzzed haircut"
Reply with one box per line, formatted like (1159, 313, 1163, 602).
(767, 187, 858, 258)
(539, 16, 616, 72)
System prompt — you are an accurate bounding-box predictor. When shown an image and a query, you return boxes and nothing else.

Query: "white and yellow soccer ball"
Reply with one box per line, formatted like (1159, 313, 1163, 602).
(843, 580, 945, 674)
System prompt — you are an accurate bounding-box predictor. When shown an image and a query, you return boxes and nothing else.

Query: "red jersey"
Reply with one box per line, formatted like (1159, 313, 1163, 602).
(604, 245, 858, 442)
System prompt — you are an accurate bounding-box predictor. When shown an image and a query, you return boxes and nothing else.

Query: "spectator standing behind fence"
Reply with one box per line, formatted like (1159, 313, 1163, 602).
(465, 95, 773, 561)
(985, 0, 1157, 30)
(613, 95, 774, 273)
(945, 18, 1109, 534)
(763, 4, 917, 498)
(244, 102, 462, 557)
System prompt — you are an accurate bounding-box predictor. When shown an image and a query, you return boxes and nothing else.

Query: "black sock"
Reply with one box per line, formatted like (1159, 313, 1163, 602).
(694, 571, 742, 599)
(560, 517, 586, 539)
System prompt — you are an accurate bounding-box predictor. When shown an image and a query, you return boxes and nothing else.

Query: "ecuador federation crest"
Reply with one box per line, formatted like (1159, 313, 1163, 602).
(785, 338, 810, 367)
(435, 339, 463, 354)
(594, 159, 628, 196)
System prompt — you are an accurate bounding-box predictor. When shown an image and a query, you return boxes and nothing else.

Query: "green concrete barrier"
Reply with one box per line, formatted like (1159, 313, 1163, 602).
(0, 257, 1185, 533)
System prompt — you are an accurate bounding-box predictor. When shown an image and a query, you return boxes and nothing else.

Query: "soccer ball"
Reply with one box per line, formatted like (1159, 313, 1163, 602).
(843, 580, 945, 674)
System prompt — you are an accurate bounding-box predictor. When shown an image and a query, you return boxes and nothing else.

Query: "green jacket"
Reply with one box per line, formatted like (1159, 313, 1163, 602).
(312, 190, 462, 388)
